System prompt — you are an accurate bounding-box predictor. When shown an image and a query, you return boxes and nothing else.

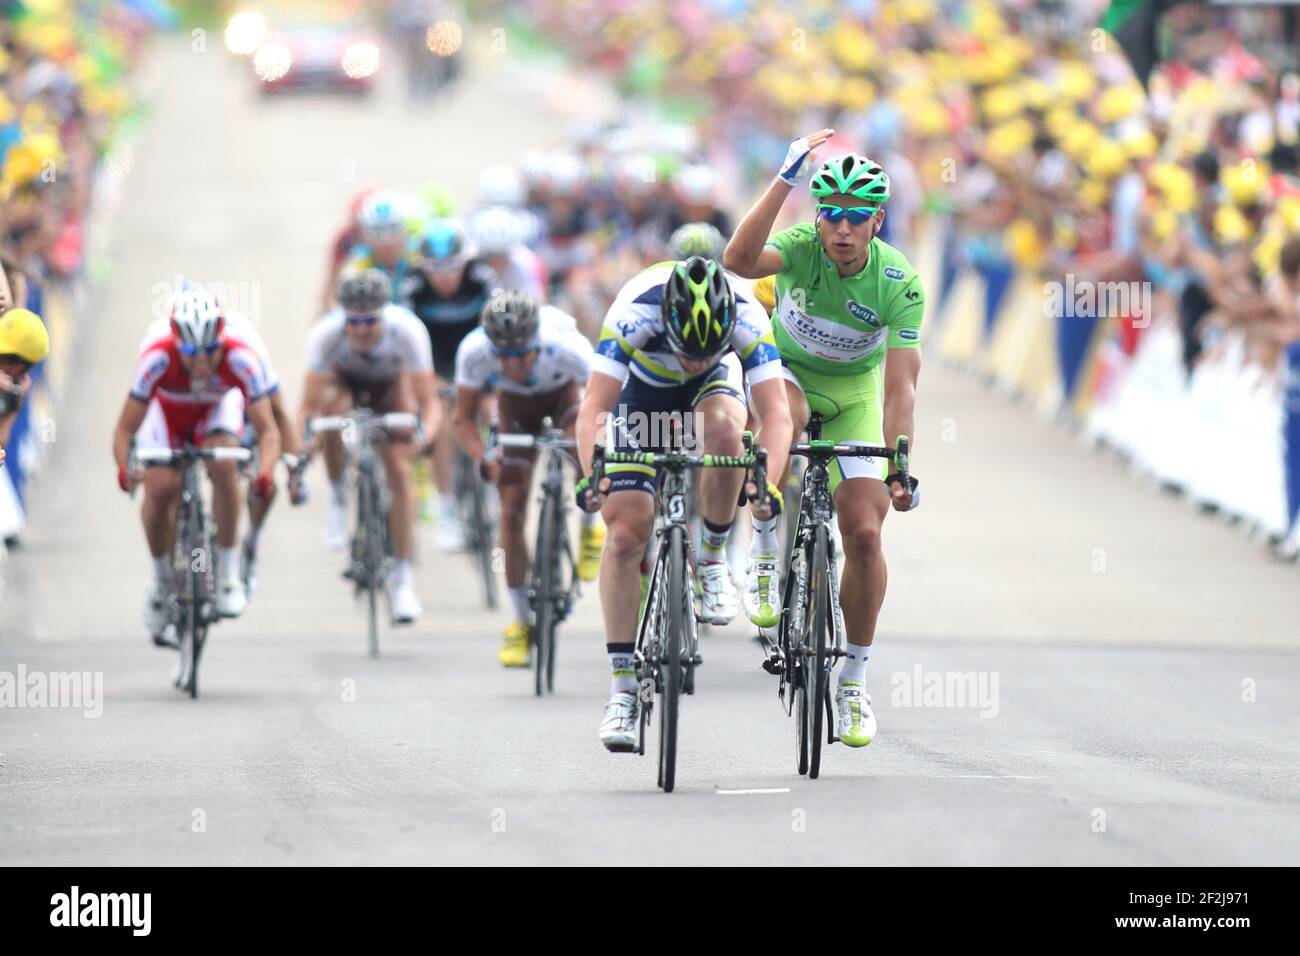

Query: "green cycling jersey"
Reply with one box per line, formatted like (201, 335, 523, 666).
(765, 223, 924, 378)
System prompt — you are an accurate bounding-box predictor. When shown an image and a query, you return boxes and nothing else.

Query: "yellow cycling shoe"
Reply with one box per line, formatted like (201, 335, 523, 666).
(499, 621, 531, 668)
(577, 522, 605, 582)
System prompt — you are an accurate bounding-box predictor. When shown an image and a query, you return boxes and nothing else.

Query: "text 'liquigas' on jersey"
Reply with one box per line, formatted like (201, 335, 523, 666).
(592, 262, 783, 387)
(765, 223, 924, 377)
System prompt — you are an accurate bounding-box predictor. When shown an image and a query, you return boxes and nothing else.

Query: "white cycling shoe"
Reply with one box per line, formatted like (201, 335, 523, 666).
(323, 500, 349, 551)
(599, 691, 639, 753)
(743, 553, 782, 628)
(435, 515, 467, 552)
(388, 579, 422, 625)
(697, 560, 739, 625)
(145, 584, 177, 648)
(216, 578, 248, 618)
(836, 681, 877, 748)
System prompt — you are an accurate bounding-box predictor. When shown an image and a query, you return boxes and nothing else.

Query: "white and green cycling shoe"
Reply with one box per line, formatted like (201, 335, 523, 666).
(836, 681, 877, 748)
(743, 554, 782, 628)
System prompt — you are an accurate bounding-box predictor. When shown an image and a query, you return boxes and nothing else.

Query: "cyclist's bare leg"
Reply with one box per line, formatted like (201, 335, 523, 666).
(497, 459, 535, 590)
(833, 477, 890, 648)
(203, 431, 242, 549)
(431, 376, 455, 502)
(141, 466, 181, 558)
(598, 490, 655, 645)
(694, 393, 747, 526)
(382, 440, 416, 561)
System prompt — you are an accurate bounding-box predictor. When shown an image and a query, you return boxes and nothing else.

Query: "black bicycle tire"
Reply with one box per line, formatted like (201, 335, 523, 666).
(809, 525, 830, 779)
(661, 525, 685, 793)
(533, 488, 557, 697)
(544, 492, 566, 694)
(358, 471, 380, 658)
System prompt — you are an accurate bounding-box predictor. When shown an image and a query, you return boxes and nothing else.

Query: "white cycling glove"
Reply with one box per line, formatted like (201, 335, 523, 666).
(778, 136, 816, 186)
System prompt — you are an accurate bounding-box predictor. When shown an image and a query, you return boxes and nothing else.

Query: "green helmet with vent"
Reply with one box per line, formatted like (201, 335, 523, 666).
(809, 154, 891, 204)
(661, 256, 735, 360)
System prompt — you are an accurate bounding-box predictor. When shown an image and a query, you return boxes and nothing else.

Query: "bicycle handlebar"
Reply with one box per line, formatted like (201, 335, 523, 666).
(310, 412, 419, 435)
(135, 446, 253, 466)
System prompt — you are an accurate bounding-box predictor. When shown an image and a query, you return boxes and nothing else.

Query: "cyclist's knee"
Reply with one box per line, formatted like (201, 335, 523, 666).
(696, 404, 744, 454)
(603, 507, 652, 562)
(142, 467, 180, 499)
(839, 517, 883, 562)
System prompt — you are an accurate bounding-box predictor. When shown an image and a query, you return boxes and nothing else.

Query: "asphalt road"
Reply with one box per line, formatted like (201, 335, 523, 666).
(2, 36, 1299, 866)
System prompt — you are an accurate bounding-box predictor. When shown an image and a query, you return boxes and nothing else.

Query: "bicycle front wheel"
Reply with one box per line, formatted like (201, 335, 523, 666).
(659, 525, 686, 793)
(357, 472, 381, 658)
(532, 489, 557, 697)
(808, 524, 831, 779)
(470, 467, 498, 610)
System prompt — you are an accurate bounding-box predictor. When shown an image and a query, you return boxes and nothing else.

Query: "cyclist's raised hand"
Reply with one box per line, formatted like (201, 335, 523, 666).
(779, 129, 835, 186)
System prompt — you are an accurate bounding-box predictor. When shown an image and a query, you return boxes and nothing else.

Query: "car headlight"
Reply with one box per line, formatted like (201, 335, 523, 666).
(224, 11, 266, 56)
(342, 42, 379, 79)
(254, 43, 293, 82)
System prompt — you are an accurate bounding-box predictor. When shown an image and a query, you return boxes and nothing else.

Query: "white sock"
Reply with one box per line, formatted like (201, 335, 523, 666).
(509, 586, 530, 622)
(330, 480, 347, 507)
(840, 644, 870, 686)
(152, 554, 171, 589)
(609, 651, 638, 695)
(751, 515, 779, 555)
(438, 494, 457, 520)
(219, 546, 240, 584)
(393, 558, 413, 586)
(580, 510, 598, 530)
(699, 519, 731, 562)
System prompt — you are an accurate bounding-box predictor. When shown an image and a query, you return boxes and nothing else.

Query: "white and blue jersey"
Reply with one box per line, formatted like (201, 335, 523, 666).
(591, 262, 783, 389)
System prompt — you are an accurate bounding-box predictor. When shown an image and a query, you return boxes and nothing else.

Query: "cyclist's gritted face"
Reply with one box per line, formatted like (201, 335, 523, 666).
(494, 342, 540, 384)
(344, 311, 383, 352)
(676, 352, 721, 377)
(815, 192, 883, 272)
(177, 343, 222, 381)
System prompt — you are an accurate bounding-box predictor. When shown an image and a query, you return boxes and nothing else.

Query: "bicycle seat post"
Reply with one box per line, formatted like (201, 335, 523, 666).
(807, 413, 823, 442)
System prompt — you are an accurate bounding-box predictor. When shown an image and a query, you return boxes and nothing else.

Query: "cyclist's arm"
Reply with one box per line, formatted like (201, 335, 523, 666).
(298, 371, 330, 438)
(268, 389, 300, 457)
(246, 395, 281, 477)
(112, 395, 149, 473)
(748, 376, 793, 491)
(723, 178, 791, 279)
(883, 348, 920, 457)
(410, 368, 440, 445)
(452, 386, 485, 463)
(575, 370, 624, 477)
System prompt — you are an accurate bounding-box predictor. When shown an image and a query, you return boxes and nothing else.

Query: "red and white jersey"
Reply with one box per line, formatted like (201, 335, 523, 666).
(138, 310, 280, 393)
(129, 334, 272, 420)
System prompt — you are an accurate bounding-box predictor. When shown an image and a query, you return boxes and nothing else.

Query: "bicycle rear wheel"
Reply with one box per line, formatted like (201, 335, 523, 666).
(659, 525, 686, 793)
(808, 525, 831, 779)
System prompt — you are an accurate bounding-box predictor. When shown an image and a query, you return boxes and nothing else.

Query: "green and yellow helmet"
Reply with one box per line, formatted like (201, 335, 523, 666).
(809, 153, 891, 204)
(661, 256, 735, 360)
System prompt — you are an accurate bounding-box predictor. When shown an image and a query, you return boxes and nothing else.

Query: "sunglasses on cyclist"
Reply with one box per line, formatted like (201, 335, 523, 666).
(177, 341, 221, 357)
(491, 342, 539, 358)
(817, 203, 879, 225)
(345, 313, 380, 327)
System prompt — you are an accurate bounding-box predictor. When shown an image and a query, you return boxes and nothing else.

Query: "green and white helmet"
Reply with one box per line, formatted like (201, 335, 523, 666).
(809, 154, 891, 204)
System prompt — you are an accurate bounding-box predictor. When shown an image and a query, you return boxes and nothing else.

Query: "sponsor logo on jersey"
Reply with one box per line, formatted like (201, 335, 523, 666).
(883, 266, 906, 281)
(845, 300, 880, 326)
(898, 328, 919, 341)
(905, 289, 921, 302)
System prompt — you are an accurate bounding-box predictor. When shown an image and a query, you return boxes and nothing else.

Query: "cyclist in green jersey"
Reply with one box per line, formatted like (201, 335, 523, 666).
(724, 129, 923, 749)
